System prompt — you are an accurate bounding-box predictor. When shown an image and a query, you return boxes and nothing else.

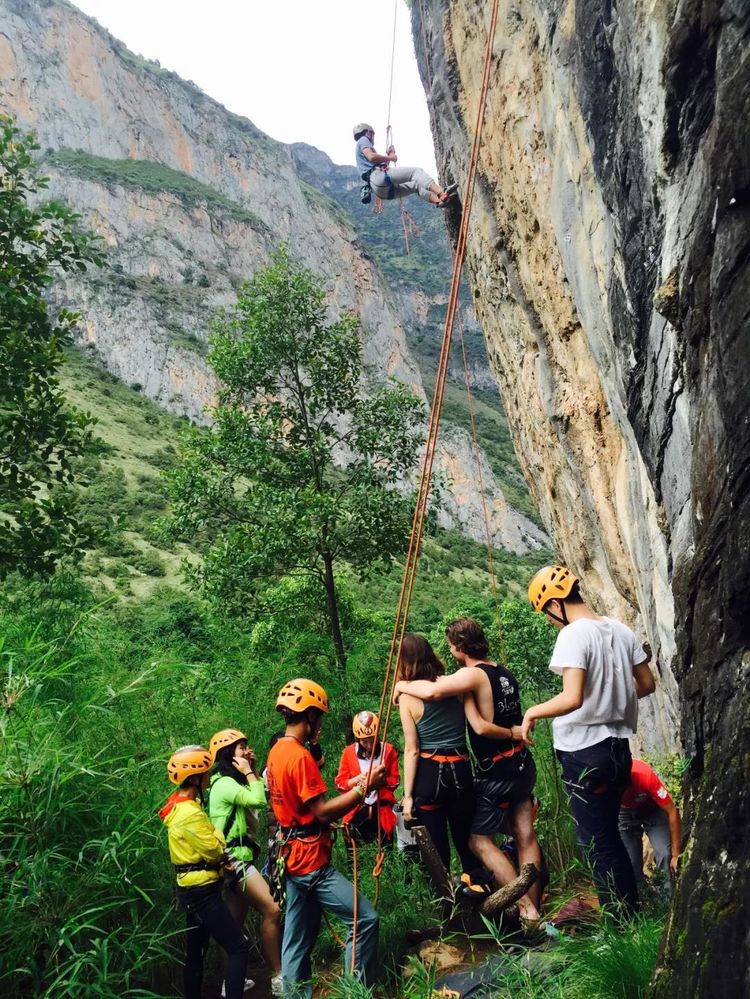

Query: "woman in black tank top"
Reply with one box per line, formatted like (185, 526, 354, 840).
(397, 635, 477, 877)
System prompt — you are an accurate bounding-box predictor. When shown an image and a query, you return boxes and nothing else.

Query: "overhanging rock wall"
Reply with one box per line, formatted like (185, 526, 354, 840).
(413, 1, 749, 994)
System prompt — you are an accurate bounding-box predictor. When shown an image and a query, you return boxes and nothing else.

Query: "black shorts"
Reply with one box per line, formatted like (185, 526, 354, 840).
(470, 754, 536, 837)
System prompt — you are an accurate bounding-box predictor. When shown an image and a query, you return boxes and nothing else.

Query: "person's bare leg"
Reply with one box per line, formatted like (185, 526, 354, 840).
(509, 800, 544, 910)
(469, 833, 540, 921)
(243, 870, 282, 976)
(224, 878, 251, 927)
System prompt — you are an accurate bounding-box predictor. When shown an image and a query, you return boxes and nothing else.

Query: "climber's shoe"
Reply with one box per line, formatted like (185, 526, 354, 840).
(437, 182, 459, 206)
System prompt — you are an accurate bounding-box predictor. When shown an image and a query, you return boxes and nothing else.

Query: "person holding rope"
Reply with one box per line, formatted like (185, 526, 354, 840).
(335, 710, 399, 849)
(208, 728, 282, 996)
(394, 619, 543, 923)
(159, 746, 249, 999)
(521, 565, 656, 917)
(353, 123, 457, 206)
(265, 679, 387, 999)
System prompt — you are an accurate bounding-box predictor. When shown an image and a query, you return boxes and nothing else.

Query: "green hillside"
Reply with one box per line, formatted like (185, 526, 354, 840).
(60, 349, 547, 627)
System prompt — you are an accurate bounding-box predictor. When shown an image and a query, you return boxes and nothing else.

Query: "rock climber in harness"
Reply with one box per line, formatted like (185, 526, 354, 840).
(159, 746, 249, 999)
(265, 679, 388, 999)
(353, 123, 457, 206)
(335, 710, 400, 848)
(522, 565, 656, 917)
(619, 758, 682, 896)
(207, 728, 282, 996)
(394, 619, 544, 925)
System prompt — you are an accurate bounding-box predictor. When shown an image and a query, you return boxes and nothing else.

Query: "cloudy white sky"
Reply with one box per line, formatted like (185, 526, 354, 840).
(72, 0, 439, 177)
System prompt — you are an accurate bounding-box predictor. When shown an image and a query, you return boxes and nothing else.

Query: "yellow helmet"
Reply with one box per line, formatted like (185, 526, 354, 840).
(352, 710, 379, 740)
(528, 565, 578, 612)
(209, 728, 246, 762)
(167, 745, 212, 786)
(276, 679, 330, 714)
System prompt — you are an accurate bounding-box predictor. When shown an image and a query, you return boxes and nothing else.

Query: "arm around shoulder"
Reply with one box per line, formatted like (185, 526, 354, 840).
(633, 659, 656, 698)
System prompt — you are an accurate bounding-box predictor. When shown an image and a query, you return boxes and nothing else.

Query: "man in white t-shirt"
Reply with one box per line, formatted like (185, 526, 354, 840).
(520, 565, 656, 916)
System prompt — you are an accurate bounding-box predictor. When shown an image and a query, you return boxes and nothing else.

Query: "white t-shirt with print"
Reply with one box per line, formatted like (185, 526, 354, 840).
(548, 616, 645, 752)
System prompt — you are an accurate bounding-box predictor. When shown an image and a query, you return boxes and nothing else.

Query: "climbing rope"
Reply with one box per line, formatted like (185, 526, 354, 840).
(378, 0, 422, 255)
(349, 3, 502, 974)
(375, 0, 502, 753)
(349, 0, 501, 975)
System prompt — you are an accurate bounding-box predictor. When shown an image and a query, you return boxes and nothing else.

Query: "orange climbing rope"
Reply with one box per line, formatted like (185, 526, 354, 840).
(350, 0, 502, 975)
(375, 0, 502, 752)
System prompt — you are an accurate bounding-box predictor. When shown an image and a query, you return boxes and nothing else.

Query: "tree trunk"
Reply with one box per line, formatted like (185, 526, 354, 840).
(480, 863, 538, 918)
(412, 824, 455, 901)
(322, 551, 346, 674)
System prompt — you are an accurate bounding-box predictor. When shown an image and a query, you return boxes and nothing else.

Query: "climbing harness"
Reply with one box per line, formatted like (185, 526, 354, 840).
(173, 860, 222, 875)
(265, 819, 326, 910)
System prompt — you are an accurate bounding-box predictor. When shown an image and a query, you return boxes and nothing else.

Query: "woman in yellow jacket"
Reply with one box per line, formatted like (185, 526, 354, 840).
(159, 746, 249, 999)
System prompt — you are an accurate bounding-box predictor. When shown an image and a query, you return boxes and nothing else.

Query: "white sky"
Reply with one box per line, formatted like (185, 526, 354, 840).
(71, 0, 438, 177)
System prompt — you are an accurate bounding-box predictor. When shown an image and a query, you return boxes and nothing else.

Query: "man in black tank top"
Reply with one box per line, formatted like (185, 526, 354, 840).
(394, 618, 543, 922)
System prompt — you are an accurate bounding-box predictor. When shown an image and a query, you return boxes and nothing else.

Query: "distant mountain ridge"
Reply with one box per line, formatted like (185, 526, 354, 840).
(0, 0, 547, 554)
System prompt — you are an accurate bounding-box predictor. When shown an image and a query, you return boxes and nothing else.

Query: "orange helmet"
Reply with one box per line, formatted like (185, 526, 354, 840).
(352, 711, 379, 740)
(167, 745, 212, 786)
(528, 565, 578, 612)
(276, 679, 329, 714)
(209, 728, 246, 762)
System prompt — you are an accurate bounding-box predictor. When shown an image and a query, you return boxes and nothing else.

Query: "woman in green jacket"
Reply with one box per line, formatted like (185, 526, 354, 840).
(209, 728, 282, 995)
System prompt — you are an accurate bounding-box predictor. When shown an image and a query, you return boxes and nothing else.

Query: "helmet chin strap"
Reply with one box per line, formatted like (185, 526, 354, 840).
(545, 600, 569, 626)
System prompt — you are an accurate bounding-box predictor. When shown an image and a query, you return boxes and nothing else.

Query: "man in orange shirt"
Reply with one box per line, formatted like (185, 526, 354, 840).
(265, 679, 387, 999)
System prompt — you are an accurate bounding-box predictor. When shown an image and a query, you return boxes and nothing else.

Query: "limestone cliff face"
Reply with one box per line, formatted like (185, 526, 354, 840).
(413, 0, 749, 993)
(0, 0, 546, 553)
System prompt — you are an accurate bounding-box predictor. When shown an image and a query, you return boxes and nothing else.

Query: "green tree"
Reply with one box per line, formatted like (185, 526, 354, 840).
(165, 247, 424, 671)
(0, 116, 102, 577)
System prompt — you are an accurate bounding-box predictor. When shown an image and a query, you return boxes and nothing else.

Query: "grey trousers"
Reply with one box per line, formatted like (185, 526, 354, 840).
(281, 863, 378, 998)
(369, 165, 436, 203)
(619, 804, 673, 894)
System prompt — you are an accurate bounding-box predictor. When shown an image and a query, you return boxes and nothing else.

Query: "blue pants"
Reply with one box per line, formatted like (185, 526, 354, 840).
(282, 863, 379, 999)
(558, 737, 639, 916)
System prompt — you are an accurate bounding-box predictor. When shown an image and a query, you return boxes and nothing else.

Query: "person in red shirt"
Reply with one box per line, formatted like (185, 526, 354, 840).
(265, 679, 387, 999)
(619, 758, 682, 895)
(335, 710, 399, 846)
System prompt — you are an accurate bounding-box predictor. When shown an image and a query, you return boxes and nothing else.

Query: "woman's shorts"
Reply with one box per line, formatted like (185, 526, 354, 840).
(470, 755, 536, 837)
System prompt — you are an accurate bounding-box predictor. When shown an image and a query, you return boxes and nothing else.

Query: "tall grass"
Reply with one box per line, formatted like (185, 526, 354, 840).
(0, 572, 659, 997)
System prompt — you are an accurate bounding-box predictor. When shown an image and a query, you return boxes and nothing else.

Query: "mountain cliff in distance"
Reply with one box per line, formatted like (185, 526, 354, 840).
(0, 0, 547, 555)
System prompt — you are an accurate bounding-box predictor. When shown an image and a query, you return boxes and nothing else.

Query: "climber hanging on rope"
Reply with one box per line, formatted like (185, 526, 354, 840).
(353, 123, 457, 207)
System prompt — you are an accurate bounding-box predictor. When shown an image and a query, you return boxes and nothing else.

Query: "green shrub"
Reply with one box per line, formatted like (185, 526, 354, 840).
(131, 550, 166, 577)
(49, 149, 268, 230)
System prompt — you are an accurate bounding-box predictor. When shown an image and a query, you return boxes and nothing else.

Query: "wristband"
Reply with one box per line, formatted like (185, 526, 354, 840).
(353, 783, 365, 798)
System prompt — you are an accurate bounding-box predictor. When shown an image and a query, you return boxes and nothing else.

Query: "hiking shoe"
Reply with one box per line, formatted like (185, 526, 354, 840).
(458, 870, 491, 901)
(220, 979, 255, 996)
(270, 973, 284, 996)
(437, 182, 459, 207)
